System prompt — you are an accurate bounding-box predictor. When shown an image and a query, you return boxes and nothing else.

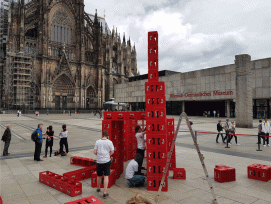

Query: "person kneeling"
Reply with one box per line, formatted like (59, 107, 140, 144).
(125, 154, 146, 188)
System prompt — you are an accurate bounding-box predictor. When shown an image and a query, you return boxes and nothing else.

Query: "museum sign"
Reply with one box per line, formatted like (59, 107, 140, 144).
(170, 91, 233, 98)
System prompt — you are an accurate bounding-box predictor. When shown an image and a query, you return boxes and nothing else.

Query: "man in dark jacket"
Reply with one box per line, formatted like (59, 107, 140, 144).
(216, 120, 224, 143)
(32, 124, 44, 161)
(2, 125, 11, 156)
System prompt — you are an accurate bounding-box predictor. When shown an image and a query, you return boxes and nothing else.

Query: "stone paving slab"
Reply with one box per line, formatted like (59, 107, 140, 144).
(1, 114, 271, 203)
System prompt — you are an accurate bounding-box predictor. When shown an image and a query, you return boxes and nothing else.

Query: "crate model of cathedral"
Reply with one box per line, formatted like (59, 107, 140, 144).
(1, 0, 138, 110)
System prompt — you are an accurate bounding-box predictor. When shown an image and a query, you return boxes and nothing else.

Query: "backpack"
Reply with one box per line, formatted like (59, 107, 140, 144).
(31, 130, 38, 142)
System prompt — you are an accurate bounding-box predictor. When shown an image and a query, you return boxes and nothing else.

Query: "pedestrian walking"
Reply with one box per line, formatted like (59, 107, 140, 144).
(135, 126, 146, 175)
(17, 110, 20, 117)
(216, 120, 224, 143)
(125, 154, 146, 187)
(257, 120, 264, 145)
(262, 118, 270, 147)
(94, 130, 114, 198)
(59, 124, 69, 155)
(229, 121, 239, 145)
(223, 118, 231, 144)
(213, 110, 216, 117)
(1, 125, 11, 156)
(32, 124, 45, 161)
(47, 109, 49, 115)
(43, 126, 54, 158)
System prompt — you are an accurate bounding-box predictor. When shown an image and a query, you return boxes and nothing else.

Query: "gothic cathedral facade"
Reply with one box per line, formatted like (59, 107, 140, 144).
(4, 0, 137, 110)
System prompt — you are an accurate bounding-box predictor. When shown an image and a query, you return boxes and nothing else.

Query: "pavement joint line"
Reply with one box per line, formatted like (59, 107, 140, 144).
(0, 123, 26, 141)
(0, 145, 95, 160)
(175, 142, 271, 162)
(24, 115, 102, 133)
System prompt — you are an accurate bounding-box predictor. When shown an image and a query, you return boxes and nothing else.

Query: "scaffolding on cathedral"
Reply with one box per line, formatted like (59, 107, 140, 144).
(3, 51, 36, 110)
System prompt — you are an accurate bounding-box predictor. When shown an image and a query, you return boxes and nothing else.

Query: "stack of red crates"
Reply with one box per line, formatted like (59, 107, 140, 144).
(166, 118, 176, 170)
(145, 31, 168, 192)
(214, 165, 236, 183)
(248, 163, 271, 182)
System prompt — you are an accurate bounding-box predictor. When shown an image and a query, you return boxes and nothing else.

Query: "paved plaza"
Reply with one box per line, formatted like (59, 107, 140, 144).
(0, 113, 271, 204)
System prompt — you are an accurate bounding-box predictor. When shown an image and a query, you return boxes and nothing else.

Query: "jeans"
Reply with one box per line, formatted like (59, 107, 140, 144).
(128, 175, 145, 187)
(3, 140, 10, 155)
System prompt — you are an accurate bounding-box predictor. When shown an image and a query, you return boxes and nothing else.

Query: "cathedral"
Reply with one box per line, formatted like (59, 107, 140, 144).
(2, 0, 137, 110)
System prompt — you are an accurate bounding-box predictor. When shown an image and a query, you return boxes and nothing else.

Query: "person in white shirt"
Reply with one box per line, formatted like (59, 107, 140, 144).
(135, 126, 146, 174)
(213, 110, 216, 117)
(262, 118, 270, 147)
(125, 154, 146, 187)
(94, 130, 114, 198)
(59, 124, 69, 155)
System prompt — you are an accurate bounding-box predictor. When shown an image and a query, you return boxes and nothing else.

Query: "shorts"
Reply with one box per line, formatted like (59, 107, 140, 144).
(96, 160, 112, 176)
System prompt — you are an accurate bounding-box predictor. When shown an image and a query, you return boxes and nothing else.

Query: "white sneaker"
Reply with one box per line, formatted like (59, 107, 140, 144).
(237, 143, 240, 145)
(268, 144, 270, 147)
(263, 145, 266, 147)
(229, 143, 231, 145)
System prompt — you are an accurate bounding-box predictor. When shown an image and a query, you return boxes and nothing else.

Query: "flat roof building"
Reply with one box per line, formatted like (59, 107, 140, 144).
(114, 54, 271, 127)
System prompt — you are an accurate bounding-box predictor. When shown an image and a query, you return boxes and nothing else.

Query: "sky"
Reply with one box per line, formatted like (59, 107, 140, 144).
(84, 0, 271, 75)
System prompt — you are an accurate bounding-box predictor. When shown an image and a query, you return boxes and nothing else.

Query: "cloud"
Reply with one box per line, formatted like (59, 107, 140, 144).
(84, 0, 271, 75)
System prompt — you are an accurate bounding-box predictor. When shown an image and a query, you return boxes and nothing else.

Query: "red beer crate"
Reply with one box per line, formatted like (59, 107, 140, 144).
(146, 95, 166, 108)
(91, 169, 116, 188)
(173, 168, 186, 179)
(147, 148, 167, 163)
(146, 120, 167, 134)
(214, 165, 235, 183)
(148, 31, 158, 45)
(102, 120, 112, 133)
(147, 161, 169, 177)
(70, 156, 82, 166)
(169, 161, 176, 171)
(145, 82, 165, 96)
(65, 196, 105, 204)
(248, 164, 271, 182)
(64, 180, 82, 197)
(148, 57, 159, 71)
(148, 70, 159, 82)
(0, 196, 2, 204)
(147, 176, 168, 192)
(148, 44, 158, 59)
(63, 166, 96, 182)
(146, 108, 167, 121)
(104, 112, 125, 120)
(146, 135, 167, 150)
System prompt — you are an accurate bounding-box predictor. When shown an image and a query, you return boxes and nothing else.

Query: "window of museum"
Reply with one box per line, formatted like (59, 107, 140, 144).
(51, 8, 72, 44)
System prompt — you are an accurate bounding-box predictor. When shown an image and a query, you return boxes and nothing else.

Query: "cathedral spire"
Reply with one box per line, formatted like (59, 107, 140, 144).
(123, 32, 126, 44)
(94, 9, 98, 25)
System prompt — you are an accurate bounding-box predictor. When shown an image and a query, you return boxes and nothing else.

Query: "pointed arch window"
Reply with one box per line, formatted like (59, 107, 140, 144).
(51, 8, 72, 44)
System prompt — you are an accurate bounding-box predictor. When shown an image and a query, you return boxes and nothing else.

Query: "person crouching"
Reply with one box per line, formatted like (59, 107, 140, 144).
(125, 154, 146, 188)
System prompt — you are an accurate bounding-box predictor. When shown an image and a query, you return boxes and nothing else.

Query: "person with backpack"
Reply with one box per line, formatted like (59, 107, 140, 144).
(43, 126, 54, 158)
(59, 124, 69, 155)
(32, 124, 45, 161)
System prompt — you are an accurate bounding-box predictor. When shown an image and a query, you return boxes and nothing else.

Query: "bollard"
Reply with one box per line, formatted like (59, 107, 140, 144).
(256, 134, 262, 151)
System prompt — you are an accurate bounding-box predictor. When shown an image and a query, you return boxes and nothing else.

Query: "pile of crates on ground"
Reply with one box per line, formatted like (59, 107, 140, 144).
(248, 163, 271, 182)
(39, 156, 118, 197)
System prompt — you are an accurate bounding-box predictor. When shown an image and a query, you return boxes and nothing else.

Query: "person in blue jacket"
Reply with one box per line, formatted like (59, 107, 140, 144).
(33, 124, 45, 161)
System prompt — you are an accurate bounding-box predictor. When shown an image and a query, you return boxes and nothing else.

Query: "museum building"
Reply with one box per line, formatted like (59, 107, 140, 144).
(114, 54, 271, 119)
